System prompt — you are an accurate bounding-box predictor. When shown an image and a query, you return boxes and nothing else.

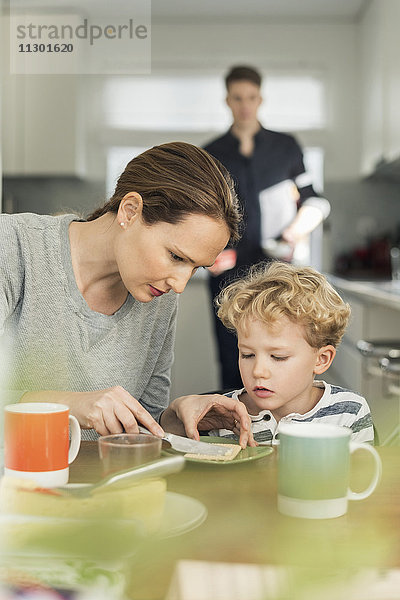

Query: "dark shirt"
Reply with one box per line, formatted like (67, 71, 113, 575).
(204, 126, 320, 269)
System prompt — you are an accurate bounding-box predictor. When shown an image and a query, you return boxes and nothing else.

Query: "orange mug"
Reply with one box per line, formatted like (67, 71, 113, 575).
(4, 403, 81, 487)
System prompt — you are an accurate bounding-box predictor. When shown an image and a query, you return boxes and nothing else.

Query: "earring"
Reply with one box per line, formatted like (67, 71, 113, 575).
(120, 222, 125, 228)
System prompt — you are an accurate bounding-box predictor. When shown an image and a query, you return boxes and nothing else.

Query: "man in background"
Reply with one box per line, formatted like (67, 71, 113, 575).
(204, 65, 330, 391)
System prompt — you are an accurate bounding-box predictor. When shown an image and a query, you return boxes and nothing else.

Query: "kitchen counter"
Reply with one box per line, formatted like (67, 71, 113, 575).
(325, 274, 400, 444)
(327, 274, 400, 311)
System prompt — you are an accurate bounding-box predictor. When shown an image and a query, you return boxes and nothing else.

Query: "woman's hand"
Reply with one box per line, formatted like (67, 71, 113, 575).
(72, 386, 165, 437)
(21, 387, 164, 438)
(207, 249, 237, 276)
(162, 394, 256, 448)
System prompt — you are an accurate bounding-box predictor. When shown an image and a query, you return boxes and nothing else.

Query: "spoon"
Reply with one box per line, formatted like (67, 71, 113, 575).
(53, 455, 185, 498)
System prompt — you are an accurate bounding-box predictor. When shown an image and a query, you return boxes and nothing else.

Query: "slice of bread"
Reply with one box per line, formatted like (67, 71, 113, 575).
(184, 443, 241, 461)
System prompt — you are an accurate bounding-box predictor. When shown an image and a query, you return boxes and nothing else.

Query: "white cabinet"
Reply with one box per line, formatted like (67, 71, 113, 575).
(1, 19, 85, 176)
(329, 340, 364, 395)
(3, 76, 85, 176)
(359, 0, 400, 174)
(381, 0, 400, 163)
(359, 0, 385, 175)
(326, 283, 400, 444)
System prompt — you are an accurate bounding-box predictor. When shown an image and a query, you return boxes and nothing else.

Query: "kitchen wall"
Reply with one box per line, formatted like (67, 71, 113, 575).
(2, 7, 400, 396)
(4, 15, 399, 264)
(83, 19, 361, 183)
(2, 18, 368, 258)
(325, 177, 400, 266)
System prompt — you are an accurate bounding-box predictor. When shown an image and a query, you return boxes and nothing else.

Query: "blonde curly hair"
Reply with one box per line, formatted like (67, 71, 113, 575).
(216, 261, 351, 349)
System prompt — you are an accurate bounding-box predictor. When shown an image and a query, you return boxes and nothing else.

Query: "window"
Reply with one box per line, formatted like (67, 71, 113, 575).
(103, 73, 326, 132)
(261, 75, 325, 131)
(103, 76, 228, 131)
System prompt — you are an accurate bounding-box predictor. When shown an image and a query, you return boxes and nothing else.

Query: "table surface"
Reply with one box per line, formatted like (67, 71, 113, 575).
(69, 442, 400, 600)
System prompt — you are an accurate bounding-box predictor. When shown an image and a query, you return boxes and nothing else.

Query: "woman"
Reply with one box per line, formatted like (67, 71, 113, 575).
(0, 142, 253, 446)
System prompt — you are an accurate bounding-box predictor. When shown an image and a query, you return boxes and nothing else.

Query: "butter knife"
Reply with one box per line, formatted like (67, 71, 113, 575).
(138, 426, 231, 458)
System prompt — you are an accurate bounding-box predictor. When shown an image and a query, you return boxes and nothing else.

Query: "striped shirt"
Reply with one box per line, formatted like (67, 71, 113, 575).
(210, 380, 374, 445)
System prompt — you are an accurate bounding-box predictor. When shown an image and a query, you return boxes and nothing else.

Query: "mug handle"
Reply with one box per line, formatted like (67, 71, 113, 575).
(347, 442, 382, 501)
(68, 415, 81, 464)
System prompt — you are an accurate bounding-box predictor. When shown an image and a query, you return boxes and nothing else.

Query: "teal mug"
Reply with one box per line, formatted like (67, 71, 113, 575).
(278, 422, 382, 519)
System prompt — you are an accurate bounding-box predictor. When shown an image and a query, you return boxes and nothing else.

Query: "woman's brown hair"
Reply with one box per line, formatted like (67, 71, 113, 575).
(87, 141, 241, 243)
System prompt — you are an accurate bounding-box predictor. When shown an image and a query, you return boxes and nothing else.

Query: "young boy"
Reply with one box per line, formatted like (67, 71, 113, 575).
(210, 261, 374, 445)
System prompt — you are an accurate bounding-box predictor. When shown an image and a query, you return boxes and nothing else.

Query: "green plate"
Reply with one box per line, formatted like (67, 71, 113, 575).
(164, 436, 274, 465)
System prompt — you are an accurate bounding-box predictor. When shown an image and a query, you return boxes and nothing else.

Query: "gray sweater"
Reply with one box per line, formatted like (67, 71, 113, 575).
(0, 213, 178, 440)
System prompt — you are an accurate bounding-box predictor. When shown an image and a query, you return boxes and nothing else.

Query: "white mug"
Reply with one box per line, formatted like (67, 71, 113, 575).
(278, 422, 382, 519)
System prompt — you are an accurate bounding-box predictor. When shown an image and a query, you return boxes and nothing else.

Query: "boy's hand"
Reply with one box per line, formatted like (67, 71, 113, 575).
(167, 394, 256, 448)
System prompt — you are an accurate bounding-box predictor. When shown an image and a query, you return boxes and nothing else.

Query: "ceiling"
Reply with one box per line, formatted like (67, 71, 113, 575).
(9, 0, 370, 21)
(151, 0, 369, 21)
